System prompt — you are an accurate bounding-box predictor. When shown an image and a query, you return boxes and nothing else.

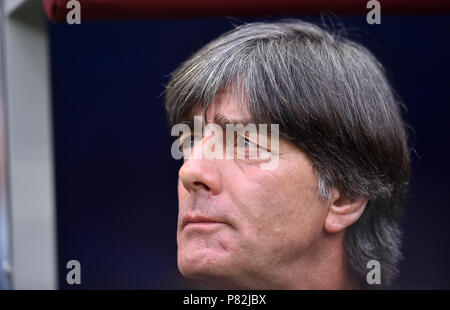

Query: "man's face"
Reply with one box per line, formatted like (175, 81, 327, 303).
(176, 92, 330, 289)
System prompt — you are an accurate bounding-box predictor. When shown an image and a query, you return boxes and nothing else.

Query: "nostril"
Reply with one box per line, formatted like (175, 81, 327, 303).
(193, 181, 210, 191)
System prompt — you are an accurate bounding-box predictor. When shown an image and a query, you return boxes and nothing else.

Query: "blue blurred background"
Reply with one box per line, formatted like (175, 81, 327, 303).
(48, 15, 450, 289)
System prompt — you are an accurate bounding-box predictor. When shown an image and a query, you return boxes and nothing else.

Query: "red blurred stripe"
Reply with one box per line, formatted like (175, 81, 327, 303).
(43, 0, 450, 23)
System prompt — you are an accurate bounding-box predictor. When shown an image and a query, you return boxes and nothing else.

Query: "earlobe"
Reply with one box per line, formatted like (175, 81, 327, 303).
(324, 189, 368, 234)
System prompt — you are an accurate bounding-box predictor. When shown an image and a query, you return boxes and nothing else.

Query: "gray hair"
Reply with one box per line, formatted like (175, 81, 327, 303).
(165, 20, 411, 288)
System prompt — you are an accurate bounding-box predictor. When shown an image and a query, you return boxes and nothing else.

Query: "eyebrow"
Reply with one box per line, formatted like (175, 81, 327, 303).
(180, 113, 254, 129)
(213, 114, 254, 128)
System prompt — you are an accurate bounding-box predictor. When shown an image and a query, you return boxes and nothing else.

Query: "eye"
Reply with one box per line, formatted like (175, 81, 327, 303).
(237, 136, 250, 148)
(235, 134, 257, 150)
(179, 135, 199, 152)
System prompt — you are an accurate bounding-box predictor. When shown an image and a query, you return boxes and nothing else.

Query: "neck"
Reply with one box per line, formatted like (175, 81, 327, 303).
(273, 231, 361, 290)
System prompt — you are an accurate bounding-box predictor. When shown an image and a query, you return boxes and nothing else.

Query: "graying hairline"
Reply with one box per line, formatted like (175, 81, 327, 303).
(166, 20, 337, 122)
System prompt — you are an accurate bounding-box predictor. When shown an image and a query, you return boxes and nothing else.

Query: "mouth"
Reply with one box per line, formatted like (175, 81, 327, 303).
(182, 214, 227, 230)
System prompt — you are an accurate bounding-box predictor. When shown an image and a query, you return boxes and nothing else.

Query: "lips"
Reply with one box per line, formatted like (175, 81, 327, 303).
(181, 214, 227, 229)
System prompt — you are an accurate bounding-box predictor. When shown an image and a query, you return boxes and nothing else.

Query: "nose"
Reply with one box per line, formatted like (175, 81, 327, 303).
(178, 137, 222, 195)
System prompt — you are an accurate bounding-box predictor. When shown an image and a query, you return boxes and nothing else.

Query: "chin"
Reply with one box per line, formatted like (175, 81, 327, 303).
(178, 249, 224, 276)
(177, 248, 241, 287)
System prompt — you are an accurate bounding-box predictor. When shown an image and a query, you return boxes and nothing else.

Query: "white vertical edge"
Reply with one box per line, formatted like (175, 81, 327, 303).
(0, 0, 12, 290)
(2, 0, 57, 289)
(4, 0, 28, 17)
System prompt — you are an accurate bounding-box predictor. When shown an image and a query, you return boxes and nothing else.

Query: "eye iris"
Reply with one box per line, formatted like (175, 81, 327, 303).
(179, 135, 197, 152)
(189, 138, 196, 148)
(238, 136, 250, 148)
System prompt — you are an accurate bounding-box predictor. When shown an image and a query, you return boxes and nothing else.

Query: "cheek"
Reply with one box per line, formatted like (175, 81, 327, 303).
(224, 161, 326, 254)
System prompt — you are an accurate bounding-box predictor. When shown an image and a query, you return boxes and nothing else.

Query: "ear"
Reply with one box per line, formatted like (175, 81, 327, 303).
(324, 189, 368, 234)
